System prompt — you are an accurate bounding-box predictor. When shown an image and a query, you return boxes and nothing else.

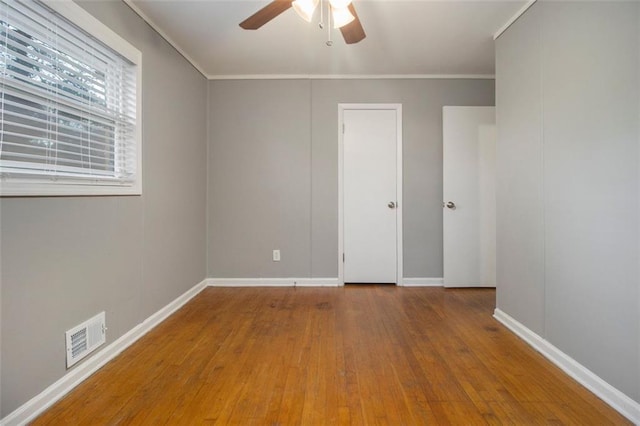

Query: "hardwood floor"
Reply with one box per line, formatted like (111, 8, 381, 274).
(34, 286, 629, 425)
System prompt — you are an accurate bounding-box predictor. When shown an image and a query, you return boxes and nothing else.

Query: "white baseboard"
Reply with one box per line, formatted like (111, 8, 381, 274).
(207, 278, 447, 287)
(402, 277, 444, 287)
(207, 278, 340, 287)
(1, 279, 208, 426)
(493, 308, 640, 424)
(294, 278, 340, 287)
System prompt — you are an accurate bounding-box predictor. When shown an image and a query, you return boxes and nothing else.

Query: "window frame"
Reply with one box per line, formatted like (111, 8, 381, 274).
(0, 0, 142, 196)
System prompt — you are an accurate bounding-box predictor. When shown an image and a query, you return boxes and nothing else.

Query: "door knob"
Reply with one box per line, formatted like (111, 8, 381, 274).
(445, 201, 456, 209)
(388, 201, 396, 209)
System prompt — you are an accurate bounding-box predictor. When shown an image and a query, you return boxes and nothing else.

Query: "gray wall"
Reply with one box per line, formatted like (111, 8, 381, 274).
(496, 0, 639, 402)
(208, 79, 495, 279)
(0, 0, 208, 416)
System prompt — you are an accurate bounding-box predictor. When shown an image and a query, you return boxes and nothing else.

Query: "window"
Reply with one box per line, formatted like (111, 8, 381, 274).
(0, 0, 141, 196)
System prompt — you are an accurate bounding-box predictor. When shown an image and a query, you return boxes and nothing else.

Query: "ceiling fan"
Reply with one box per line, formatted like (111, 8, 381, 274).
(239, 0, 366, 45)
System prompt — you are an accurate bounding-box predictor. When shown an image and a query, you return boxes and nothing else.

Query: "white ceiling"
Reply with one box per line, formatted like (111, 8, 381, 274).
(127, 0, 527, 78)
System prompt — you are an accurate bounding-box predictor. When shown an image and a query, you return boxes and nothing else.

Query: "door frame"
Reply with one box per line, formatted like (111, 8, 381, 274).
(338, 103, 403, 286)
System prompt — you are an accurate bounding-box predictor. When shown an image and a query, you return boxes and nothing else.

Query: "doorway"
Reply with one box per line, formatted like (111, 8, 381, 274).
(442, 106, 496, 287)
(338, 104, 403, 285)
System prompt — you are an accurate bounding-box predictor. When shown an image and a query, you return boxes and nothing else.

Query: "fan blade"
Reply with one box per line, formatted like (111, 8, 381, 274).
(340, 3, 366, 44)
(240, 0, 293, 30)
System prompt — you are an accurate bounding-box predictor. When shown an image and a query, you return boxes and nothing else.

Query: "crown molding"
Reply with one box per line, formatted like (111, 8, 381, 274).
(121, 0, 496, 82)
(494, 0, 537, 40)
(207, 74, 495, 81)
(121, 0, 208, 78)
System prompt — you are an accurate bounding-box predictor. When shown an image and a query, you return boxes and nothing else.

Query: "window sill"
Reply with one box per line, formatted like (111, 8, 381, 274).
(0, 181, 142, 197)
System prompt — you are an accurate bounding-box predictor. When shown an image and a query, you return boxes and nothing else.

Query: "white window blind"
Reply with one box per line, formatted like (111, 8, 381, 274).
(0, 0, 141, 196)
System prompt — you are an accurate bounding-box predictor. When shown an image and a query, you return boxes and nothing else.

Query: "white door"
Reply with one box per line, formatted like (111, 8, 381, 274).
(341, 106, 401, 284)
(443, 106, 496, 287)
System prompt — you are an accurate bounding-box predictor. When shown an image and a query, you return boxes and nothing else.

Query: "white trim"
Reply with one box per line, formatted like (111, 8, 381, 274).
(46, 0, 139, 64)
(114, 1, 499, 81)
(395, 105, 403, 287)
(207, 278, 340, 287)
(338, 103, 403, 287)
(1, 0, 143, 197)
(493, 0, 537, 40)
(294, 278, 340, 287)
(121, 0, 207, 78)
(114, 2, 498, 81)
(0, 279, 208, 426)
(402, 278, 444, 287)
(0, 181, 142, 197)
(208, 74, 496, 81)
(493, 308, 640, 424)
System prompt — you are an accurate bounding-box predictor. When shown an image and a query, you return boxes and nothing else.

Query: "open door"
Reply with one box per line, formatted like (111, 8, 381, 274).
(443, 106, 496, 287)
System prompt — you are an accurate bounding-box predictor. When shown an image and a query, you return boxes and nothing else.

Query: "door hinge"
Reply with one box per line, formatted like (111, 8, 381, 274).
(343, 253, 345, 262)
(342, 123, 345, 134)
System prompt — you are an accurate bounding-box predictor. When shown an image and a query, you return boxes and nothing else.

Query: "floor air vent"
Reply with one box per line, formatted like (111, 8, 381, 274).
(65, 312, 106, 368)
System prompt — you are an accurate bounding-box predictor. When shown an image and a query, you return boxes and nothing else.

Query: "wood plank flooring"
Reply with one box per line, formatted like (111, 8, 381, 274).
(34, 286, 630, 425)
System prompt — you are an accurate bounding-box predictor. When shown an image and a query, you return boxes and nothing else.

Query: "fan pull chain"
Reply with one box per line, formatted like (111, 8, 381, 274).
(326, 3, 333, 46)
(318, 0, 324, 29)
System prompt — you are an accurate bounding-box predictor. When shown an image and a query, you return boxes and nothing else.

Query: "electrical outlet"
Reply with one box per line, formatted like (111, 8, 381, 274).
(273, 249, 281, 262)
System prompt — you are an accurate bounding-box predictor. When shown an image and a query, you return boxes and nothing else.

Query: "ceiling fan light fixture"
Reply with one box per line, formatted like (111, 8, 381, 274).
(331, 5, 355, 28)
(292, 0, 319, 22)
